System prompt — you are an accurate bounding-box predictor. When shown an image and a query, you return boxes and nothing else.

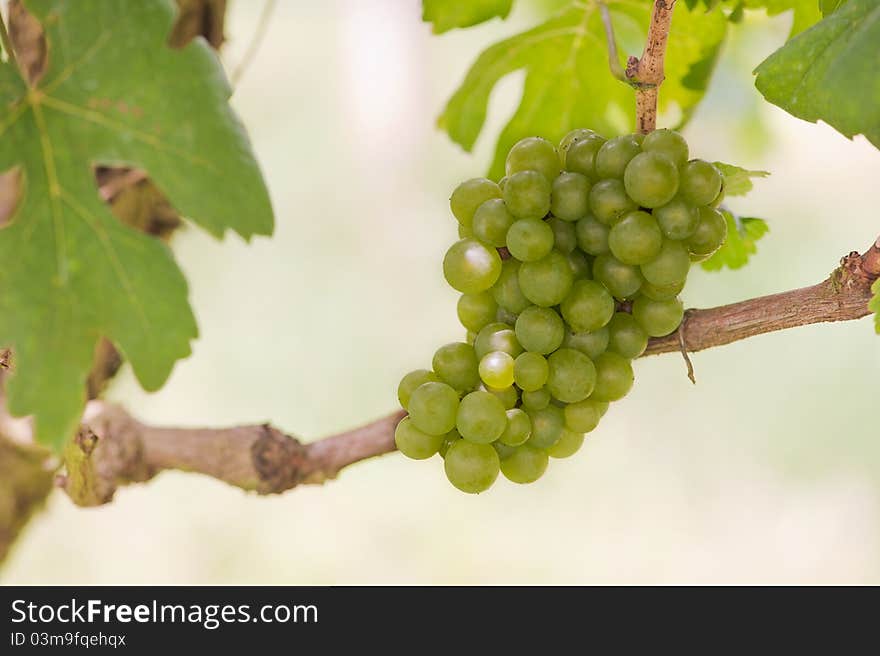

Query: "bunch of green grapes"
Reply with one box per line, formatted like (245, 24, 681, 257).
(396, 129, 726, 493)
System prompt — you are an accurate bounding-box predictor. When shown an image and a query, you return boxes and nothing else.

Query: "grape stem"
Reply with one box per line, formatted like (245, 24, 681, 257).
(0, 235, 863, 511)
(626, 0, 677, 134)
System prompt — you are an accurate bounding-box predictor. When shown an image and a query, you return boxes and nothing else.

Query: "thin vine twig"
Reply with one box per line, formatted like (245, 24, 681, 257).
(626, 0, 677, 133)
(599, 3, 627, 83)
(230, 0, 277, 87)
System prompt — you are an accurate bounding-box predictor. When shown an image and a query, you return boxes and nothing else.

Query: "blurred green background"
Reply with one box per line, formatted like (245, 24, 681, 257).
(4, 0, 880, 584)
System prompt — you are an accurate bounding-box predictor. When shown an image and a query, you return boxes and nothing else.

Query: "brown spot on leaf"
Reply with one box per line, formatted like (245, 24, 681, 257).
(0, 168, 22, 229)
(170, 0, 228, 49)
(8, 0, 47, 85)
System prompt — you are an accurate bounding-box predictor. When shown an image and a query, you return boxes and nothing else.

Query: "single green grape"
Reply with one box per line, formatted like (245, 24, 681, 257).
(564, 398, 606, 433)
(432, 342, 479, 391)
(591, 352, 634, 402)
(506, 136, 561, 182)
(458, 224, 472, 239)
(526, 404, 565, 448)
(514, 306, 565, 354)
(481, 384, 519, 410)
(640, 279, 685, 301)
(687, 206, 727, 257)
(518, 251, 574, 307)
(397, 369, 440, 409)
(606, 312, 648, 359)
(560, 279, 614, 332)
(562, 326, 609, 360)
(623, 152, 679, 208)
(654, 197, 699, 240)
(479, 351, 515, 389)
(592, 253, 643, 299)
(550, 172, 591, 222)
(514, 351, 550, 392)
(640, 239, 690, 288)
(640, 128, 689, 168)
(395, 417, 445, 460)
(443, 238, 502, 294)
(495, 307, 519, 326)
(503, 170, 551, 219)
(457, 292, 498, 333)
(493, 441, 516, 460)
(632, 295, 684, 337)
(595, 135, 641, 179)
(408, 381, 460, 435)
(567, 250, 592, 278)
(506, 218, 555, 262)
(491, 259, 531, 314)
(521, 387, 551, 410)
(546, 348, 596, 403)
(456, 390, 508, 444)
(589, 179, 637, 226)
(559, 128, 600, 155)
(500, 445, 549, 484)
(680, 160, 722, 206)
(474, 322, 523, 359)
(450, 178, 502, 229)
(444, 440, 500, 494)
(564, 133, 607, 179)
(472, 198, 515, 248)
(548, 217, 577, 254)
(438, 429, 461, 458)
(546, 428, 586, 459)
(575, 214, 610, 255)
(608, 210, 663, 265)
(498, 408, 532, 447)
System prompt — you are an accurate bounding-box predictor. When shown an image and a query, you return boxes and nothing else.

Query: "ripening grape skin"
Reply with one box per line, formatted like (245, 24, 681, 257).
(408, 381, 460, 435)
(589, 179, 637, 226)
(494, 441, 516, 460)
(515, 306, 565, 354)
(457, 292, 498, 333)
(563, 398, 606, 433)
(506, 218, 555, 262)
(562, 326, 609, 360)
(444, 440, 500, 494)
(640, 128, 689, 168)
(398, 369, 440, 409)
(576, 214, 610, 255)
(518, 250, 574, 307)
(548, 217, 577, 254)
(474, 323, 522, 361)
(559, 128, 600, 156)
(592, 253, 643, 299)
(503, 170, 552, 219)
(450, 178, 502, 229)
(443, 238, 502, 294)
(640, 279, 685, 301)
(546, 348, 596, 403)
(595, 135, 641, 179)
(640, 239, 690, 288)
(506, 136, 561, 183)
(623, 152, 679, 208)
(654, 197, 699, 240)
(564, 133, 607, 179)
(522, 387, 551, 410)
(432, 342, 480, 391)
(608, 210, 663, 265)
(560, 279, 614, 333)
(492, 260, 531, 314)
(632, 296, 685, 337)
(473, 198, 516, 247)
(551, 171, 591, 222)
(687, 206, 727, 257)
(438, 429, 461, 458)
(481, 384, 519, 410)
(498, 408, 532, 446)
(500, 445, 549, 484)
(514, 352, 550, 391)
(680, 160, 723, 206)
(546, 428, 585, 459)
(395, 417, 445, 460)
(606, 312, 648, 359)
(591, 352, 634, 402)
(526, 404, 565, 448)
(479, 351, 515, 389)
(457, 390, 508, 444)
(567, 250, 591, 278)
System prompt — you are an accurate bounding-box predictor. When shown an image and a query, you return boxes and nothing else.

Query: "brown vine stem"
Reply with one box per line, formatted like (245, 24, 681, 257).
(626, 0, 677, 133)
(51, 237, 880, 508)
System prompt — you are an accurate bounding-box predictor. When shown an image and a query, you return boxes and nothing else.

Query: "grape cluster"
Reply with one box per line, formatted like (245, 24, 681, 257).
(396, 129, 727, 493)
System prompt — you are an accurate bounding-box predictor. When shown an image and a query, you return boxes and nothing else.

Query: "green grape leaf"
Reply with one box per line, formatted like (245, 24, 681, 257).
(870, 278, 880, 334)
(713, 162, 770, 196)
(754, 0, 880, 149)
(423, 0, 514, 33)
(0, 0, 273, 450)
(819, 0, 848, 17)
(701, 214, 769, 271)
(438, 0, 727, 179)
(743, 0, 823, 35)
